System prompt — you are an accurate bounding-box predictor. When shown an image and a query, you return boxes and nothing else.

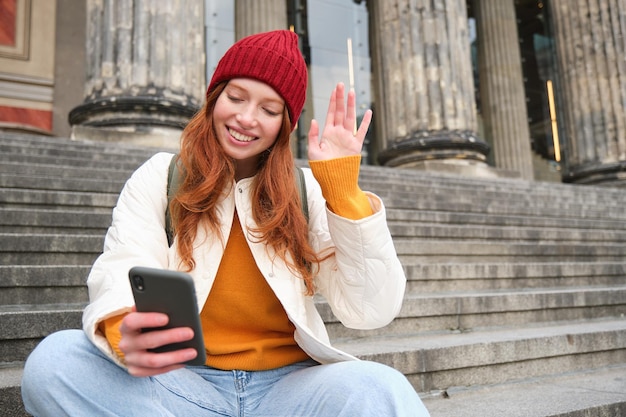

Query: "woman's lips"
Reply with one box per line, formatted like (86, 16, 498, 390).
(229, 127, 256, 142)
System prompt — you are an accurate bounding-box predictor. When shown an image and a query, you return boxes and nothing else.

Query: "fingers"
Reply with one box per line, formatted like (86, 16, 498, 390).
(345, 88, 359, 134)
(356, 109, 373, 140)
(119, 311, 198, 377)
(121, 311, 168, 334)
(125, 344, 198, 377)
(334, 83, 346, 128)
(308, 118, 319, 145)
(325, 83, 358, 130)
(307, 118, 320, 159)
(325, 85, 338, 127)
(121, 325, 195, 353)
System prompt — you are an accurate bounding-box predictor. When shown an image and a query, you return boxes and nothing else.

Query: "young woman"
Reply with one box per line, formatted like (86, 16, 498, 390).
(22, 30, 430, 416)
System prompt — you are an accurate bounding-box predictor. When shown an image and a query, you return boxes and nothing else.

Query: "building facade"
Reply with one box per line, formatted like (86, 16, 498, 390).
(1, 0, 625, 186)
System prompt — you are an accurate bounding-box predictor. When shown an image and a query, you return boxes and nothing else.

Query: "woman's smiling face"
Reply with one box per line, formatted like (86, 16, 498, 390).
(213, 78, 285, 179)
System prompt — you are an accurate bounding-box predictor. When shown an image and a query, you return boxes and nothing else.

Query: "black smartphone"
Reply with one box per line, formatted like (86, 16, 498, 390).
(128, 266, 206, 366)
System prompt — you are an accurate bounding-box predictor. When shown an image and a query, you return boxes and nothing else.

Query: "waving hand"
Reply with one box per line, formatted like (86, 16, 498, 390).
(308, 83, 372, 161)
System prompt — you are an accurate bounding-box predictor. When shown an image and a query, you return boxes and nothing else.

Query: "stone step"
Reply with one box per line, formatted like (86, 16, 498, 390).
(380, 194, 626, 221)
(358, 162, 619, 197)
(4, 168, 622, 222)
(5, 186, 626, 233)
(0, 208, 110, 234)
(0, 141, 153, 164)
(400, 285, 626, 331)
(0, 188, 118, 211)
(0, 265, 90, 305)
(321, 286, 626, 339)
(333, 318, 626, 394)
(0, 173, 124, 194)
(0, 304, 83, 363)
(363, 172, 626, 212)
(5, 264, 623, 333)
(0, 234, 103, 266)
(0, 365, 27, 417)
(6, 234, 626, 266)
(4, 275, 622, 338)
(386, 208, 626, 231)
(360, 174, 626, 206)
(0, 149, 149, 172)
(388, 222, 626, 242)
(5, 132, 626, 211)
(4, 151, 626, 226)
(3, 261, 622, 308)
(0, 161, 131, 182)
(373, 186, 626, 212)
(360, 179, 626, 213)
(3, 309, 625, 413)
(404, 261, 626, 292)
(0, 131, 161, 156)
(5, 198, 625, 242)
(6, 204, 626, 242)
(5, 132, 626, 209)
(422, 363, 626, 417)
(7, 166, 618, 216)
(395, 239, 626, 262)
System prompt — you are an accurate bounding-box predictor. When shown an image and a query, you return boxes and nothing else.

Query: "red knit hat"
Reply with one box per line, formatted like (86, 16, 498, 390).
(207, 30, 308, 130)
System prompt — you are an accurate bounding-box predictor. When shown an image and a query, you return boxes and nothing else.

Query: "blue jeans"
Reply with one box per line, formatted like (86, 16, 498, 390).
(22, 330, 430, 416)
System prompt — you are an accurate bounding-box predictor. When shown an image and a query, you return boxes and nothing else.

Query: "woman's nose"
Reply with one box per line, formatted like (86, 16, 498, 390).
(236, 106, 258, 127)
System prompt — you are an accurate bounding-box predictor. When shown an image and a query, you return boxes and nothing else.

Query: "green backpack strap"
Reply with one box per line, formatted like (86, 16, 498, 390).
(165, 155, 308, 247)
(294, 166, 309, 223)
(165, 154, 180, 247)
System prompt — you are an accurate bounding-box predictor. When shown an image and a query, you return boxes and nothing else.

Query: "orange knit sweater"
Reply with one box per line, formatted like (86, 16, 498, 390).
(99, 155, 372, 370)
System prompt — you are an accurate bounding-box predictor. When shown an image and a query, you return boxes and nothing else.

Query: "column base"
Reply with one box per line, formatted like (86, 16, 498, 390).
(564, 161, 626, 187)
(68, 94, 199, 149)
(378, 129, 491, 166)
(402, 159, 521, 180)
(68, 95, 198, 132)
(70, 125, 181, 150)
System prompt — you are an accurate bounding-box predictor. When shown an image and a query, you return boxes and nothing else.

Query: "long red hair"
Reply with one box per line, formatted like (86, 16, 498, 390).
(170, 82, 321, 294)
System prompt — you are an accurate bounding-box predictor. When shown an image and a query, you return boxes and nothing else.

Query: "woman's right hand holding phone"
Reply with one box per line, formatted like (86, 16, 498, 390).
(118, 308, 198, 377)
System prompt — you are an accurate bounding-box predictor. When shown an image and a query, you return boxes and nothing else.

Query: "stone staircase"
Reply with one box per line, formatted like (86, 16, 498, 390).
(1, 131, 625, 416)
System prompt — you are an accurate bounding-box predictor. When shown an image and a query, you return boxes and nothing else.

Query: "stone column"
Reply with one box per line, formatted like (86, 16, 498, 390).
(235, 0, 288, 39)
(474, 0, 534, 180)
(549, 0, 626, 185)
(369, 0, 490, 173)
(69, 0, 206, 148)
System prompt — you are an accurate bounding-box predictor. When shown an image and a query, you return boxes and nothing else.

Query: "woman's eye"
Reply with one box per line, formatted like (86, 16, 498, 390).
(264, 108, 280, 116)
(227, 95, 242, 102)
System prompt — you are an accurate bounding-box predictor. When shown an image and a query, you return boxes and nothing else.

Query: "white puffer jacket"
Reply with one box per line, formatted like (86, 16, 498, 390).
(83, 152, 406, 367)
